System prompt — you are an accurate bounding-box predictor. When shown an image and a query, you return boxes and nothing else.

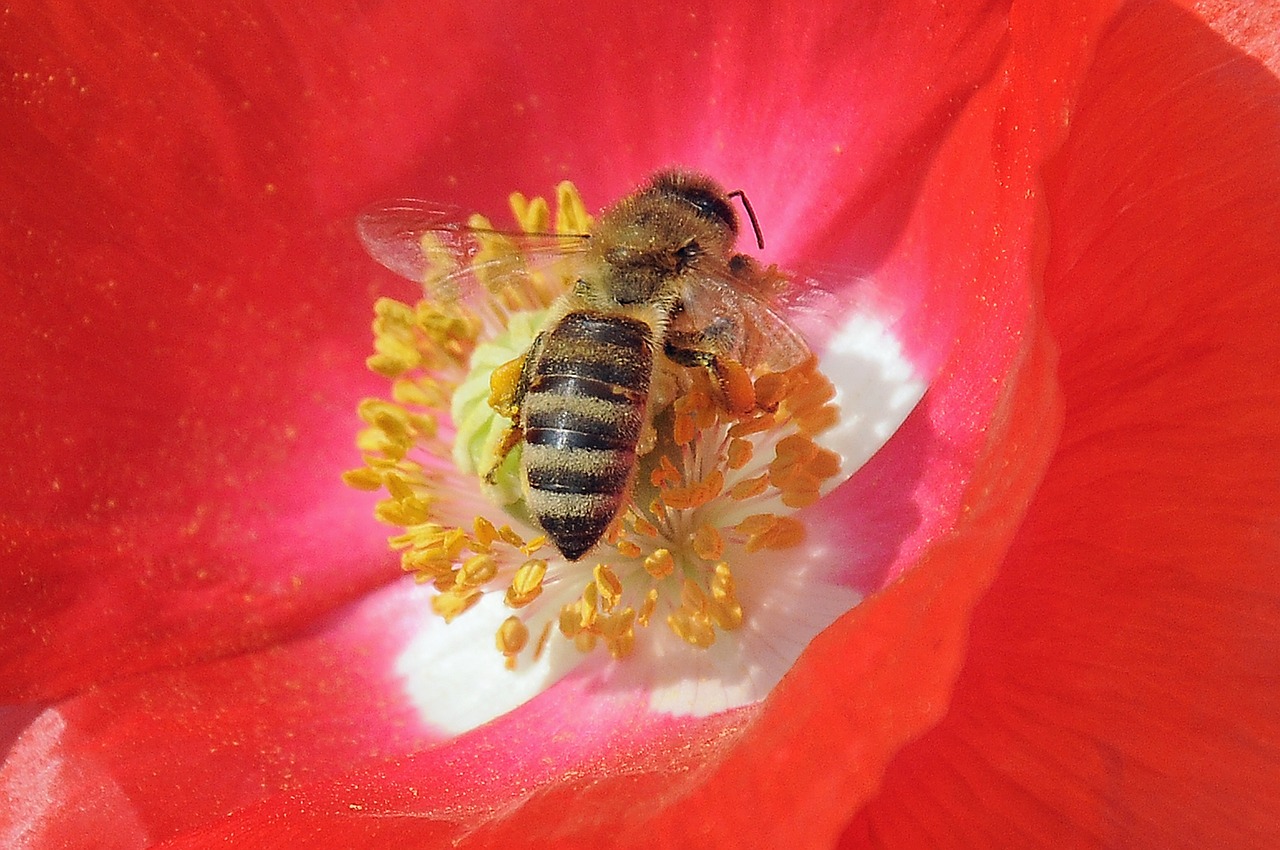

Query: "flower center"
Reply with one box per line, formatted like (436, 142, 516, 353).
(346, 181, 842, 668)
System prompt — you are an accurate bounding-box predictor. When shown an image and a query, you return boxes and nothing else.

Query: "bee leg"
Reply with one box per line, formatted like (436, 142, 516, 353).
(664, 335, 756, 416)
(488, 354, 528, 419)
(483, 332, 545, 483)
(483, 424, 524, 485)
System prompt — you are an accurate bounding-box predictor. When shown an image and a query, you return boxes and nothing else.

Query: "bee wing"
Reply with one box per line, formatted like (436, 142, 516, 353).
(675, 270, 815, 375)
(357, 199, 591, 301)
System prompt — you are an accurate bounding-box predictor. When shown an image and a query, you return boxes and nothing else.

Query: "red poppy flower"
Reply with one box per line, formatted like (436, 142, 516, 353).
(3, 0, 1279, 847)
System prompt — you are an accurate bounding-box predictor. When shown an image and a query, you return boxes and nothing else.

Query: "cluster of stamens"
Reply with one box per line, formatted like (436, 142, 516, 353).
(345, 183, 841, 667)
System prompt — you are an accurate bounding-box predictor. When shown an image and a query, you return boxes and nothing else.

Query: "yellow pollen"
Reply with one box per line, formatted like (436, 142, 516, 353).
(505, 558, 547, 608)
(594, 564, 624, 612)
(456, 553, 498, 588)
(614, 538, 643, 559)
(637, 588, 659, 626)
(693, 522, 725, 561)
(726, 438, 754, 470)
(496, 616, 529, 670)
(432, 589, 482, 622)
(347, 178, 844, 667)
(643, 548, 676, 579)
(729, 473, 771, 501)
(660, 468, 725, 511)
(473, 516, 499, 548)
(630, 514, 660, 538)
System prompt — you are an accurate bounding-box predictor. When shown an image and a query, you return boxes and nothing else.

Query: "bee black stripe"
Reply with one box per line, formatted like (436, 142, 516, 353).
(525, 460, 629, 495)
(532, 373, 641, 404)
(558, 312, 650, 348)
(536, 312, 652, 388)
(524, 427, 631, 452)
(525, 405, 640, 441)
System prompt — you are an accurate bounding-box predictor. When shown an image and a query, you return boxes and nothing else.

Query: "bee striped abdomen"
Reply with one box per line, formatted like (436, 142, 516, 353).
(521, 311, 653, 561)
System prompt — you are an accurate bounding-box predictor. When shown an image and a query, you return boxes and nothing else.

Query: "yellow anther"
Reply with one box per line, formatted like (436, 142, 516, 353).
(604, 516, 625, 545)
(693, 523, 724, 562)
(644, 548, 676, 579)
(473, 516, 499, 547)
(673, 410, 697, 446)
(498, 525, 527, 548)
(711, 561, 736, 602)
(660, 469, 724, 511)
(667, 609, 716, 648)
(510, 192, 551, 233)
(637, 588, 659, 626)
(496, 616, 529, 666)
(373, 296, 417, 324)
(457, 553, 498, 588)
(375, 496, 431, 527)
(615, 539, 642, 559)
(432, 589, 481, 623)
(798, 405, 840, 437)
(711, 599, 744, 631)
(558, 602, 584, 638)
(576, 583, 600, 629)
(650, 455, 682, 488)
(554, 181, 592, 234)
(630, 514, 660, 538)
(726, 438, 754, 470)
(729, 473, 770, 501)
(743, 515, 806, 552)
(505, 558, 548, 608)
(599, 608, 637, 659)
(390, 378, 435, 407)
(753, 371, 789, 411)
(680, 578, 709, 613)
(727, 412, 777, 438)
(735, 512, 779, 536)
(341, 467, 383, 491)
(594, 564, 623, 612)
(710, 561, 744, 630)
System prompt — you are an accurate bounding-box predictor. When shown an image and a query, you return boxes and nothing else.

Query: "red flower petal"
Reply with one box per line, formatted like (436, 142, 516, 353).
(0, 582, 443, 847)
(0, 2, 439, 701)
(841, 2, 1280, 846)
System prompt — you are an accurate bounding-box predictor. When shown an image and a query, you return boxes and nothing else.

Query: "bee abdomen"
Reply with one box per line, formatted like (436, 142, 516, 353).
(521, 311, 653, 561)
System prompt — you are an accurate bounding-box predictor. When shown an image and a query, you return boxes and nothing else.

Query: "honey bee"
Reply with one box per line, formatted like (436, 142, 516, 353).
(358, 170, 812, 561)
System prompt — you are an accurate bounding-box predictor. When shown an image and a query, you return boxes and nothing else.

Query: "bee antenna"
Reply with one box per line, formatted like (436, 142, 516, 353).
(726, 189, 765, 250)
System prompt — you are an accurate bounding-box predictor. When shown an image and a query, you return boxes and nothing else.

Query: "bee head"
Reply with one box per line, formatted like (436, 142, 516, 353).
(593, 171, 741, 307)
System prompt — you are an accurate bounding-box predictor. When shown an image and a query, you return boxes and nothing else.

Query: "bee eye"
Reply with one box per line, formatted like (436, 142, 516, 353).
(674, 240, 701, 270)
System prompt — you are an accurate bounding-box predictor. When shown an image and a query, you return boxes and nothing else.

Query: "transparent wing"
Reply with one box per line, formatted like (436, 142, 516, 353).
(673, 267, 815, 375)
(356, 199, 591, 301)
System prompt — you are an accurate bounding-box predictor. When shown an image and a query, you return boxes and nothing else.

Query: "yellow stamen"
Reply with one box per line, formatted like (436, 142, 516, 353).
(594, 563, 623, 613)
(505, 558, 547, 608)
(643, 548, 675, 579)
(496, 616, 529, 670)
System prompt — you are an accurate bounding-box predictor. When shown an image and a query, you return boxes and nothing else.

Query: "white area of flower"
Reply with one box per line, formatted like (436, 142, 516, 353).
(396, 587, 589, 735)
(395, 305, 926, 732)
